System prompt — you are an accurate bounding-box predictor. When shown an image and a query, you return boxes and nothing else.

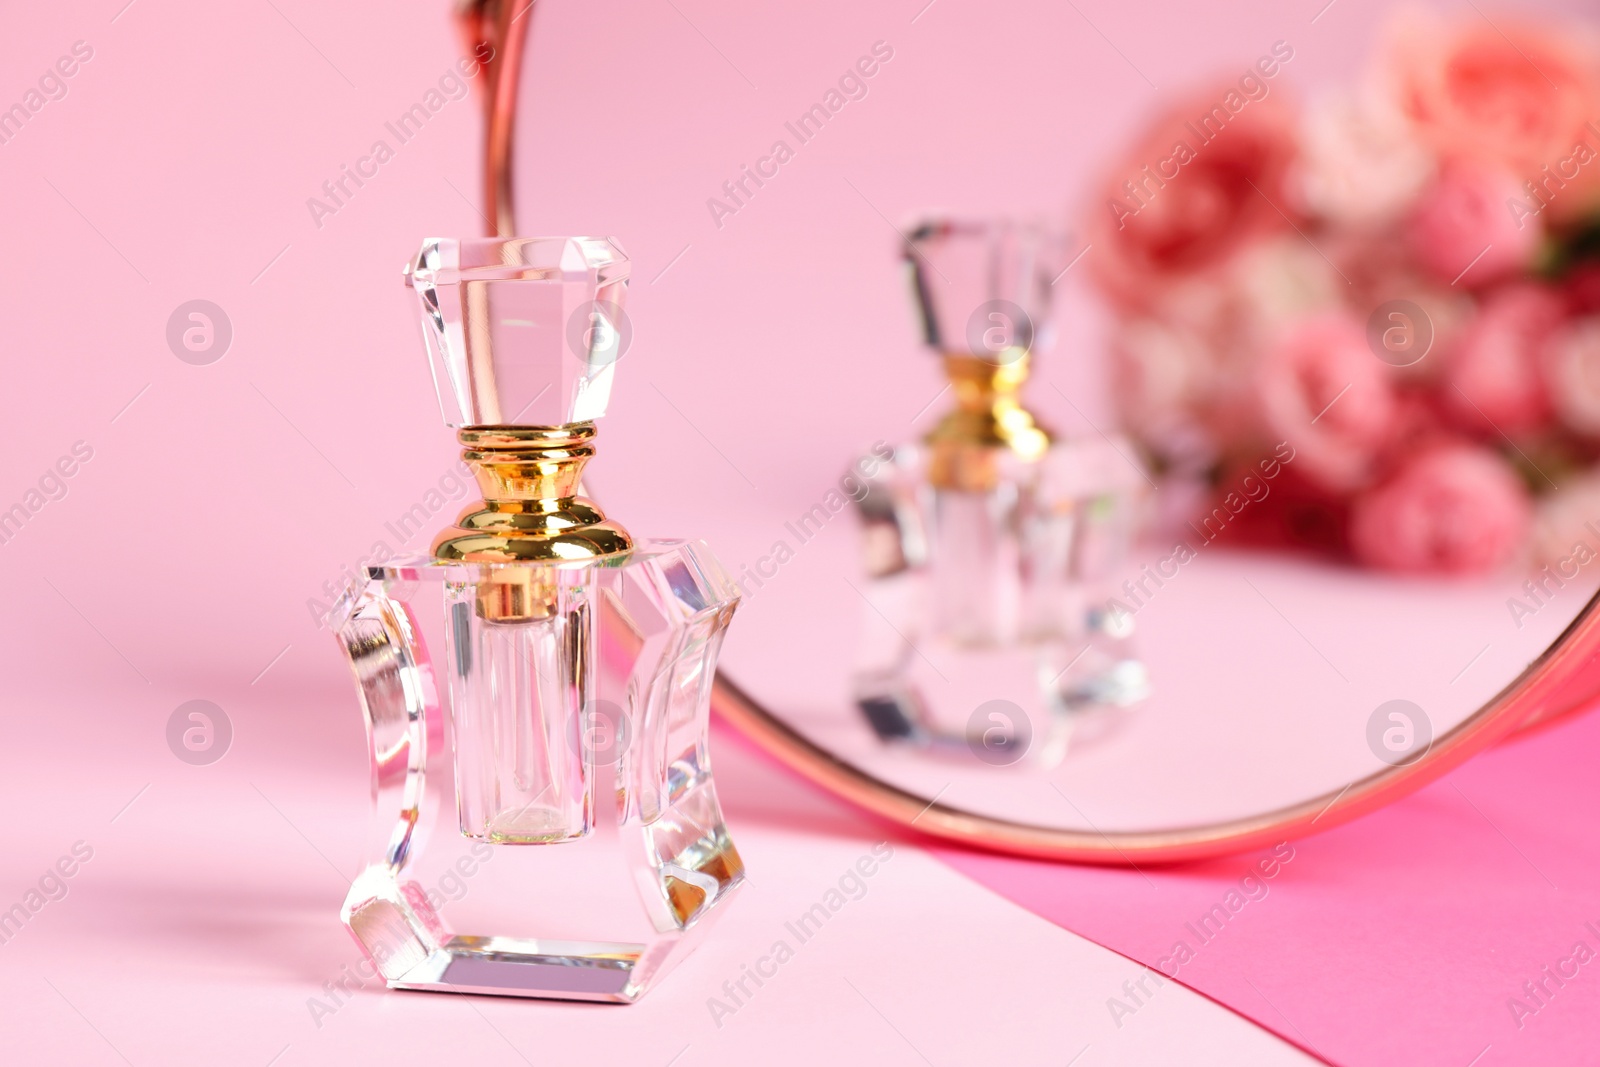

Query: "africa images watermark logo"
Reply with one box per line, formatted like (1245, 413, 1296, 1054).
(1506, 924, 1600, 1031)
(705, 842, 895, 1028)
(166, 300, 232, 365)
(706, 40, 895, 230)
(0, 440, 94, 548)
(304, 43, 495, 230)
(306, 841, 495, 1029)
(0, 841, 94, 948)
(1106, 441, 1297, 621)
(166, 700, 232, 766)
(1108, 842, 1296, 1029)
(1104, 40, 1295, 232)
(732, 442, 894, 602)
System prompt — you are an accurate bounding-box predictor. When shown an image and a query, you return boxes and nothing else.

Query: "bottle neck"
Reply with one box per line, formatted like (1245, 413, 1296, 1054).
(432, 422, 633, 623)
(461, 423, 596, 503)
(924, 353, 1053, 491)
(431, 422, 633, 564)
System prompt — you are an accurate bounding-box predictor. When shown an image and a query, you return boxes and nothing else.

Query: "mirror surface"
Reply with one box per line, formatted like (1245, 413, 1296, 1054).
(508, 0, 1600, 838)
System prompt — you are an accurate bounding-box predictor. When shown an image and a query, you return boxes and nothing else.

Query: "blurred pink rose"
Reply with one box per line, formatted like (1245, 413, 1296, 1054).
(1256, 315, 1397, 491)
(1333, 236, 1474, 386)
(1565, 263, 1600, 315)
(1386, 388, 1456, 459)
(1442, 285, 1563, 435)
(1531, 470, 1600, 567)
(1087, 88, 1297, 309)
(1387, 12, 1600, 179)
(1544, 316, 1600, 436)
(1350, 444, 1530, 573)
(1407, 164, 1540, 286)
(1294, 89, 1434, 226)
(1225, 236, 1344, 345)
(1110, 317, 1209, 450)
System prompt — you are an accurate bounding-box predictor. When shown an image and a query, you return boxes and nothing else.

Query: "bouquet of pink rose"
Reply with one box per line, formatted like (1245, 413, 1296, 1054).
(1086, 10, 1600, 574)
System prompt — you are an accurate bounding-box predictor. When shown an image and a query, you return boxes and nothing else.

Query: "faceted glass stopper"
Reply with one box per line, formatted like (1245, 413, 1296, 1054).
(407, 236, 630, 427)
(903, 218, 1056, 361)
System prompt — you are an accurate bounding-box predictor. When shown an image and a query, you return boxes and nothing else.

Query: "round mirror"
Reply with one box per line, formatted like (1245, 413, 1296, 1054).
(489, 0, 1600, 860)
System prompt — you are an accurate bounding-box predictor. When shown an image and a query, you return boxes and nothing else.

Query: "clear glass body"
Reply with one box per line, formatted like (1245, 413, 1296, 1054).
(853, 437, 1149, 766)
(445, 576, 594, 843)
(330, 539, 744, 1003)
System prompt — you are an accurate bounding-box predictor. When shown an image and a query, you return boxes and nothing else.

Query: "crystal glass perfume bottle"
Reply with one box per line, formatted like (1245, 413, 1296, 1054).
(852, 218, 1150, 767)
(330, 237, 744, 1002)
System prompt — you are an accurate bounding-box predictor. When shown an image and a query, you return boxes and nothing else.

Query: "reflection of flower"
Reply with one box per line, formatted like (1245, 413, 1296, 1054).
(1407, 164, 1540, 285)
(1294, 89, 1433, 226)
(1087, 89, 1297, 310)
(1084, 10, 1600, 574)
(1545, 316, 1600, 435)
(1256, 315, 1396, 491)
(1110, 318, 1209, 450)
(1336, 240, 1473, 386)
(1350, 445, 1531, 573)
(1227, 236, 1344, 346)
(1386, 10, 1600, 178)
(1566, 263, 1600, 315)
(1530, 469, 1600, 566)
(1442, 284, 1562, 435)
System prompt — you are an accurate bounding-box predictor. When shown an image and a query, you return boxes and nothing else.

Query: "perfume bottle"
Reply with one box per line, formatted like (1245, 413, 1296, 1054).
(330, 236, 744, 1002)
(852, 218, 1149, 766)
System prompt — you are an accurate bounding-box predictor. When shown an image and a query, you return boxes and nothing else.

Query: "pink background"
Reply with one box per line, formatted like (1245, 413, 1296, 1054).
(3, 0, 1598, 1064)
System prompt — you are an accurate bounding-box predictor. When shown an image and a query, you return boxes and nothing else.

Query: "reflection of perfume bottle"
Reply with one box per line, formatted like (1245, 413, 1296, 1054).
(852, 219, 1149, 766)
(331, 237, 744, 1002)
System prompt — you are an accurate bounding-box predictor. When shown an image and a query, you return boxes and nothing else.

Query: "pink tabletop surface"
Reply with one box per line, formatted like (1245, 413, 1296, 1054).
(936, 706, 1600, 1067)
(0, 671, 1319, 1067)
